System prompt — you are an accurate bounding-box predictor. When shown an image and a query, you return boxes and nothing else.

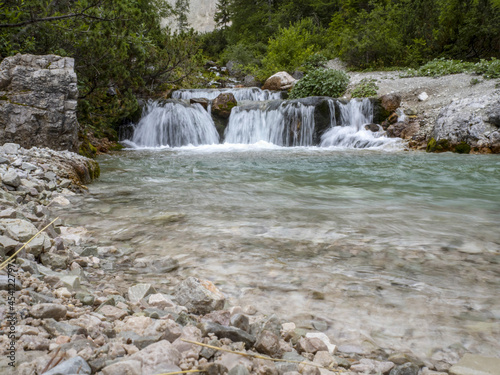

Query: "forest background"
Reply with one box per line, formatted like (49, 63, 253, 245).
(1, 0, 499, 144)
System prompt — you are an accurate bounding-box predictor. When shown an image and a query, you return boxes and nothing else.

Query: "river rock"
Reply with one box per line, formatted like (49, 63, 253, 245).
(255, 330, 281, 357)
(128, 283, 157, 303)
(297, 337, 328, 354)
(2, 170, 21, 187)
(0, 54, 79, 151)
(449, 354, 500, 375)
(130, 340, 182, 373)
(229, 364, 251, 375)
(99, 305, 128, 320)
(351, 358, 395, 374)
(201, 321, 256, 349)
(175, 276, 225, 314)
(230, 313, 250, 332)
(148, 293, 176, 309)
(389, 362, 420, 375)
(29, 303, 67, 320)
(0, 274, 22, 290)
(262, 72, 296, 91)
(1, 143, 20, 154)
(43, 318, 87, 336)
(212, 93, 237, 119)
(102, 359, 142, 375)
(374, 93, 402, 122)
(42, 355, 91, 375)
(191, 97, 210, 110)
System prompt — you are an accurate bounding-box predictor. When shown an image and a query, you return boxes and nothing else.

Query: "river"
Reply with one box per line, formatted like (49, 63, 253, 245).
(59, 144, 500, 361)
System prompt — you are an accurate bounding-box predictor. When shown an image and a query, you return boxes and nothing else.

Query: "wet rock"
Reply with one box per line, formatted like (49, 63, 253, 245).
(42, 355, 91, 375)
(128, 283, 157, 303)
(377, 93, 402, 120)
(102, 359, 142, 375)
(191, 98, 210, 111)
(365, 123, 381, 132)
(0, 274, 22, 290)
(175, 276, 225, 314)
(212, 93, 237, 119)
(449, 354, 500, 375)
(389, 362, 419, 375)
(30, 303, 67, 320)
(130, 340, 182, 373)
(262, 72, 296, 91)
(201, 321, 256, 349)
(297, 337, 328, 354)
(351, 358, 395, 374)
(255, 330, 281, 357)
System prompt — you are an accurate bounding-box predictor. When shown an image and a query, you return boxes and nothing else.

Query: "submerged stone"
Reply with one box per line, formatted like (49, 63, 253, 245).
(449, 354, 500, 375)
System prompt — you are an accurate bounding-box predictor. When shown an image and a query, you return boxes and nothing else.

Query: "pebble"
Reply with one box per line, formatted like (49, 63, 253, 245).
(175, 276, 226, 314)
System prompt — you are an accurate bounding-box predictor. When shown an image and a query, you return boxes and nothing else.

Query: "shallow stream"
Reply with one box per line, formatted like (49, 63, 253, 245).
(60, 145, 500, 360)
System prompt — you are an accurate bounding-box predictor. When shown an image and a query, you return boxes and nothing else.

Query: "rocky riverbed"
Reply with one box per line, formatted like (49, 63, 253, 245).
(0, 144, 498, 375)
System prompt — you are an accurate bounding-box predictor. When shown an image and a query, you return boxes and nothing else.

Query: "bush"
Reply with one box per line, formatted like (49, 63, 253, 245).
(351, 78, 378, 97)
(474, 58, 500, 79)
(261, 18, 321, 76)
(289, 68, 349, 99)
(301, 53, 328, 72)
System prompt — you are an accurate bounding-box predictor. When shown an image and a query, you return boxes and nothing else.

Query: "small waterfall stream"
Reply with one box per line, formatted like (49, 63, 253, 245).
(224, 101, 316, 146)
(126, 89, 401, 149)
(129, 101, 219, 147)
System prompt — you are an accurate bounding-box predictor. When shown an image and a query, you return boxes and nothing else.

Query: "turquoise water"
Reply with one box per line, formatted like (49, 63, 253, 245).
(60, 145, 500, 360)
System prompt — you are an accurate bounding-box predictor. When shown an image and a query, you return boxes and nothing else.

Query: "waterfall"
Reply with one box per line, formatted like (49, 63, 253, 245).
(172, 88, 284, 101)
(320, 99, 400, 149)
(224, 101, 316, 146)
(129, 101, 219, 148)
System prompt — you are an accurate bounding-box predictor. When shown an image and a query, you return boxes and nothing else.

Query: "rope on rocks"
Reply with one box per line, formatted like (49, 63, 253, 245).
(154, 338, 345, 375)
(0, 216, 59, 271)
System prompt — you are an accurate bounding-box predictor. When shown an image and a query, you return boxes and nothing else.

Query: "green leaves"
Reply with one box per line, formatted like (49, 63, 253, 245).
(289, 68, 349, 99)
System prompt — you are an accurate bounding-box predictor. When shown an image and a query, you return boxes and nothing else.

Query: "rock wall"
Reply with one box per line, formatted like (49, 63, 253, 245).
(0, 54, 80, 152)
(162, 0, 217, 32)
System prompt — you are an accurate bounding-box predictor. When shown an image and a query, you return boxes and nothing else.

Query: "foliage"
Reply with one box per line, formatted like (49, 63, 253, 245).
(351, 78, 379, 98)
(401, 58, 500, 78)
(261, 18, 322, 77)
(301, 53, 328, 72)
(289, 68, 349, 99)
(0, 0, 203, 141)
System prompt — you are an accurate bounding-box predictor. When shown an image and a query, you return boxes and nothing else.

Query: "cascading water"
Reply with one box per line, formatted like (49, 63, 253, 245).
(172, 88, 284, 101)
(321, 98, 401, 149)
(128, 101, 219, 148)
(224, 101, 316, 146)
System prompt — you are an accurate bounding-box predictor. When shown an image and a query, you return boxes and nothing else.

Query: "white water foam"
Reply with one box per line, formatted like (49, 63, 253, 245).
(224, 102, 316, 146)
(321, 98, 402, 149)
(172, 88, 283, 101)
(130, 101, 220, 148)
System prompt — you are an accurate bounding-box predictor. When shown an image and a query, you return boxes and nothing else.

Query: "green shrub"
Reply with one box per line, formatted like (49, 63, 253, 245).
(351, 78, 379, 97)
(470, 78, 481, 86)
(400, 58, 500, 79)
(301, 53, 328, 72)
(261, 18, 320, 75)
(289, 68, 349, 99)
(474, 58, 500, 79)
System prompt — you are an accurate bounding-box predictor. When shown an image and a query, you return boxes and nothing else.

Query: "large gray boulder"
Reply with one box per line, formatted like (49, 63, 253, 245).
(0, 54, 79, 152)
(432, 93, 500, 153)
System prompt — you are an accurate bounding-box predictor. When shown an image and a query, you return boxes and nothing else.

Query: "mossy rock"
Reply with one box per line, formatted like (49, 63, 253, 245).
(427, 137, 451, 153)
(455, 141, 471, 154)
